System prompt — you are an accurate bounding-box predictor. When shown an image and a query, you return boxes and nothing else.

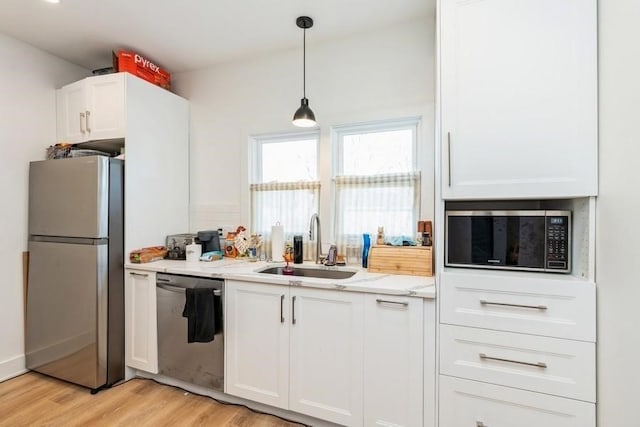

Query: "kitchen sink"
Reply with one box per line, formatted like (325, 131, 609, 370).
(257, 266, 357, 280)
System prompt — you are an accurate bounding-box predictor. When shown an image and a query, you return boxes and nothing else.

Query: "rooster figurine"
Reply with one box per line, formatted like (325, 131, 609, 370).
(233, 226, 249, 256)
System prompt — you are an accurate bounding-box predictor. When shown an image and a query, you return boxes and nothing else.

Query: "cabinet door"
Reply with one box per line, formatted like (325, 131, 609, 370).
(439, 375, 595, 427)
(56, 79, 86, 143)
(440, 0, 597, 199)
(363, 294, 423, 427)
(124, 269, 158, 373)
(225, 280, 290, 409)
(85, 73, 125, 141)
(289, 287, 364, 426)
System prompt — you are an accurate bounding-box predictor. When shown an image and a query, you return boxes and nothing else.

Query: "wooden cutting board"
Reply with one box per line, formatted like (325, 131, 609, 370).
(367, 245, 433, 277)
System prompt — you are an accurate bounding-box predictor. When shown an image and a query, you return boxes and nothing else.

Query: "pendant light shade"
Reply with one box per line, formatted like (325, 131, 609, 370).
(293, 98, 316, 127)
(292, 16, 316, 127)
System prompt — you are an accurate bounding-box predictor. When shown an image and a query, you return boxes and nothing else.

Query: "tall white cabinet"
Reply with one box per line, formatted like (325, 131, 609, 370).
(436, 0, 598, 425)
(57, 72, 190, 255)
(56, 73, 189, 378)
(440, 0, 597, 200)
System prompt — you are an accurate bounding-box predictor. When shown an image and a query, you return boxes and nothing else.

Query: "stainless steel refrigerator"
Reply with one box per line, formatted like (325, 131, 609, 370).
(26, 156, 124, 392)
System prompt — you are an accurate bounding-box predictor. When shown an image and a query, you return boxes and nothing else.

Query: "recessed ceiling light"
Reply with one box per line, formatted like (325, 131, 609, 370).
(43, 0, 60, 4)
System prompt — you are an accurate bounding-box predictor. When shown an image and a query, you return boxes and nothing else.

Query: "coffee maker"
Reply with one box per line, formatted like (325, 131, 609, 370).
(196, 230, 221, 253)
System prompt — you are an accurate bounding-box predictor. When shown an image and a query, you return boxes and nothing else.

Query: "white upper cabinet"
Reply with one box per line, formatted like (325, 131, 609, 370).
(440, 0, 597, 199)
(56, 73, 125, 143)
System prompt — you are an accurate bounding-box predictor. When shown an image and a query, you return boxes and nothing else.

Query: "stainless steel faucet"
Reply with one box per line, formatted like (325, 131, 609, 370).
(309, 213, 326, 264)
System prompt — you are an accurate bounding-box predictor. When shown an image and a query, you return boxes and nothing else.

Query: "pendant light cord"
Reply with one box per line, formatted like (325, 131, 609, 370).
(303, 27, 306, 99)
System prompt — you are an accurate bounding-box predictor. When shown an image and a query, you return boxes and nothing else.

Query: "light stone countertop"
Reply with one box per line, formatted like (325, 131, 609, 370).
(126, 258, 436, 299)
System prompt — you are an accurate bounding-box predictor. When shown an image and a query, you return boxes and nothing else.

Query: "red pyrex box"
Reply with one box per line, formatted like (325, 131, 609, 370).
(113, 50, 171, 90)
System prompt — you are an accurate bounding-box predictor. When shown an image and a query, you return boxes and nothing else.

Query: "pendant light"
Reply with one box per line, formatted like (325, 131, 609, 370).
(292, 16, 316, 127)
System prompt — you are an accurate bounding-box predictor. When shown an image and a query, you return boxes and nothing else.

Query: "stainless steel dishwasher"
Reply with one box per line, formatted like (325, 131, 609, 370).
(156, 273, 224, 391)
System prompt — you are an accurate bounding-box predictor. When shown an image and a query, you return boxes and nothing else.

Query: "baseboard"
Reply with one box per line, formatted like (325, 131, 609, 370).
(135, 371, 339, 427)
(0, 354, 27, 382)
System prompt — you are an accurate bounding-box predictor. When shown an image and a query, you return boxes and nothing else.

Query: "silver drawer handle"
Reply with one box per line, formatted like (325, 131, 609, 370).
(479, 353, 547, 369)
(129, 272, 149, 277)
(480, 299, 548, 310)
(376, 298, 409, 307)
(476, 422, 487, 427)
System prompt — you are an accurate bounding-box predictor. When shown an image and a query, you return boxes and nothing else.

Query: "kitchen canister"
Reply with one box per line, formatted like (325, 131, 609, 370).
(271, 222, 284, 261)
(186, 239, 202, 262)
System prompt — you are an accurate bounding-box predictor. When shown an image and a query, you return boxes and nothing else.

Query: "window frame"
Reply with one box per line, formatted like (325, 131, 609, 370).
(249, 129, 320, 184)
(331, 117, 420, 177)
(330, 117, 422, 240)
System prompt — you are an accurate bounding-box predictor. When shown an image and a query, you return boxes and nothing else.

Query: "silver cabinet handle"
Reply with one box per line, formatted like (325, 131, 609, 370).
(80, 112, 86, 133)
(480, 299, 548, 310)
(129, 272, 148, 277)
(85, 110, 91, 132)
(476, 422, 487, 427)
(280, 294, 285, 323)
(376, 298, 409, 307)
(447, 131, 452, 187)
(479, 352, 547, 369)
(292, 296, 297, 325)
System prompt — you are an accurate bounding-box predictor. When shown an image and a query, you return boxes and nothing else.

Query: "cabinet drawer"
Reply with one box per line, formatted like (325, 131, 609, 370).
(440, 271, 595, 341)
(439, 376, 595, 427)
(440, 325, 595, 402)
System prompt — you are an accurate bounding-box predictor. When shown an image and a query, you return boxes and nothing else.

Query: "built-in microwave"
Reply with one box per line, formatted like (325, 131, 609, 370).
(445, 210, 571, 273)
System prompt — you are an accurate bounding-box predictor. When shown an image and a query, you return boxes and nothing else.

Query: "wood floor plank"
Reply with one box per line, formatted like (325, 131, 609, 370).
(0, 373, 302, 427)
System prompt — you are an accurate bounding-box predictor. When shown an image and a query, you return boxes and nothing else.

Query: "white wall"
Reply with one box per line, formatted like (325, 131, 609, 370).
(173, 17, 435, 238)
(0, 33, 88, 380)
(597, 1, 640, 425)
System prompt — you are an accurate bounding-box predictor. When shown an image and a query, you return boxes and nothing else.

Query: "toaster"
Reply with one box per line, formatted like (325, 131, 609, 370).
(165, 233, 197, 260)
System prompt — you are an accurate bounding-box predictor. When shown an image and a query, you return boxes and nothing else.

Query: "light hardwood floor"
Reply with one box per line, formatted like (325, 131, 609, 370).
(0, 372, 303, 427)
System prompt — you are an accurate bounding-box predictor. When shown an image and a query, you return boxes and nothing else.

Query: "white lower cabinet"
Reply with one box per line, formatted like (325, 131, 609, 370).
(289, 287, 364, 426)
(363, 294, 423, 427)
(439, 270, 596, 427)
(440, 324, 595, 402)
(224, 280, 289, 409)
(225, 280, 364, 426)
(124, 269, 158, 373)
(439, 376, 595, 427)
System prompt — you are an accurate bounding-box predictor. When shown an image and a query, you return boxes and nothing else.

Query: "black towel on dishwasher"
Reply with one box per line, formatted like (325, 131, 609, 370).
(182, 288, 217, 343)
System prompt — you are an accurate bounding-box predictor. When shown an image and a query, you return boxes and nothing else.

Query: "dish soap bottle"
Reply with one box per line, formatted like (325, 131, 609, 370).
(362, 233, 371, 268)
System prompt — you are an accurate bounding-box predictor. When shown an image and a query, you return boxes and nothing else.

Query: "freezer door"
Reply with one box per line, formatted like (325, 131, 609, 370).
(25, 240, 108, 390)
(29, 156, 109, 238)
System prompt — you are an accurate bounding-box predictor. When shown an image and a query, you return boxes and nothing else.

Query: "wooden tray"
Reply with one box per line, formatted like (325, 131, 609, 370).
(367, 245, 433, 277)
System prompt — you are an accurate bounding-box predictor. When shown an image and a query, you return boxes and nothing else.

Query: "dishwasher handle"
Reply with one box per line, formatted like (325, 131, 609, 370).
(157, 283, 222, 296)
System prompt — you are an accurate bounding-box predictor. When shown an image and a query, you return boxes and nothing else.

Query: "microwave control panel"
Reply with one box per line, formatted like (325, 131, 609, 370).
(546, 216, 570, 270)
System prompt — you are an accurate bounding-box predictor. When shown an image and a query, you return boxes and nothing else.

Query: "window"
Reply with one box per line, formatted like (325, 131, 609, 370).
(333, 118, 420, 247)
(250, 131, 320, 258)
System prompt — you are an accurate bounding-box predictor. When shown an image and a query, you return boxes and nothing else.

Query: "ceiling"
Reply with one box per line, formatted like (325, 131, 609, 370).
(0, 0, 433, 73)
